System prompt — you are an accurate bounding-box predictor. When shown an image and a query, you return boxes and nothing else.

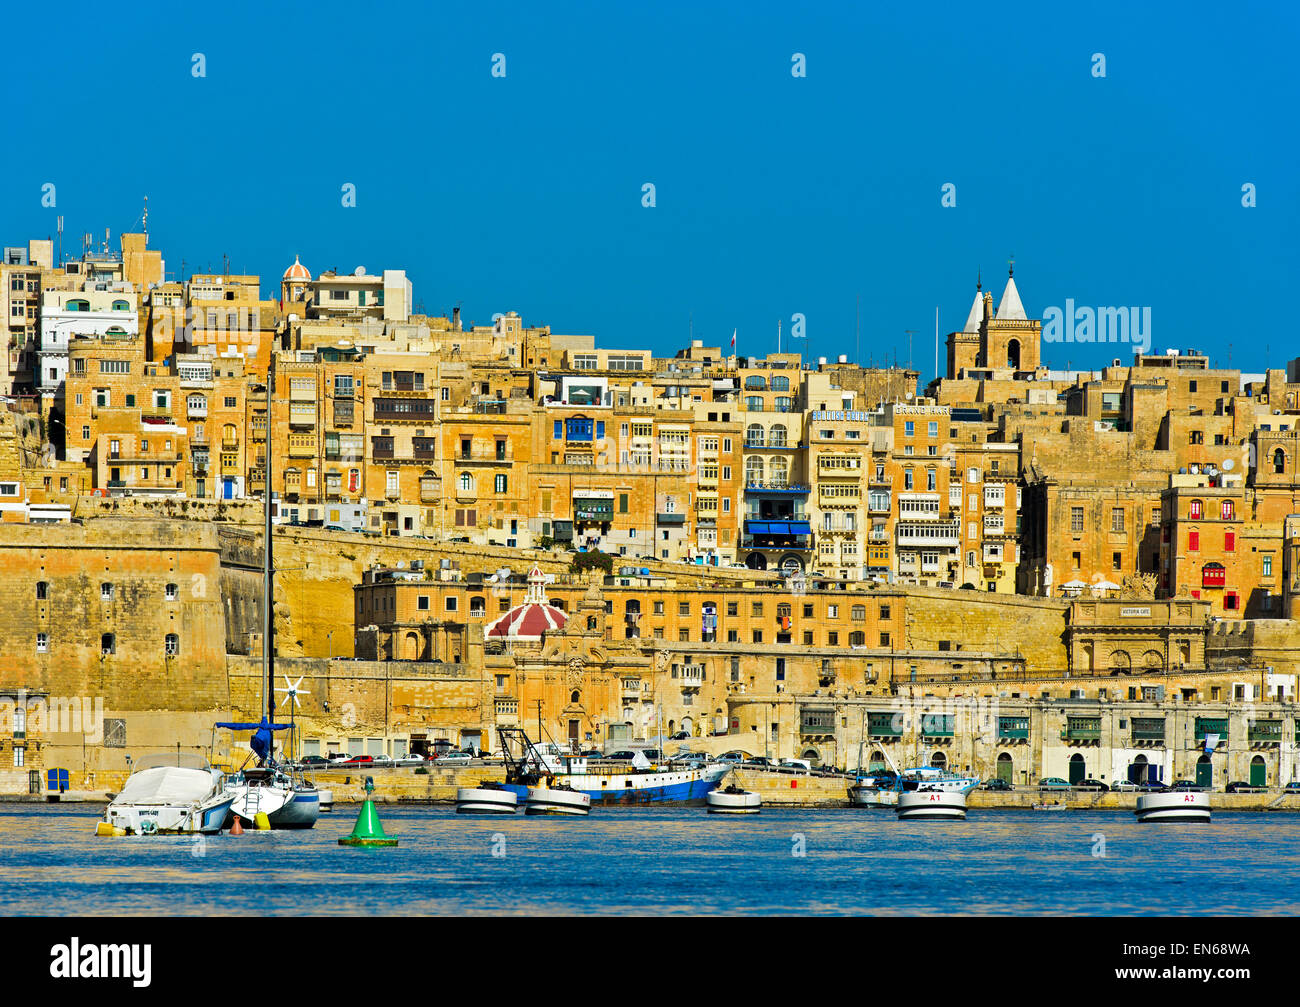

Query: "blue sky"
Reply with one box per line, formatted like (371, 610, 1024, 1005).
(5, 0, 1297, 382)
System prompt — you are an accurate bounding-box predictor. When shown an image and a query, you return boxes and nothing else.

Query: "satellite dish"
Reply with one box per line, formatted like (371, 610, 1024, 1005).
(353, 266, 366, 276)
(396, 560, 406, 569)
(1222, 459, 1234, 471)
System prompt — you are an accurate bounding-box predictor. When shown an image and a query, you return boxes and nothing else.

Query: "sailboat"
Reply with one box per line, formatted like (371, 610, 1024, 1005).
(221, 360, 319, 829)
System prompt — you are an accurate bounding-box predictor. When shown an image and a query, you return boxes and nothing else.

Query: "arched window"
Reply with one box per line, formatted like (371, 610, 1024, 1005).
(469, 596, 486, 617)
(744, 375, 767, 390)
(1220, 499, 1234, 520)
(458, 472, 474, 493)
(165, 582, 178, 600)
(570, 690, 581, 704)
(771, 375, 790, 392)
(769, 456, 788, 487)
(100, 582, 114, 600)
(111, 299, 131, 311)
(1274, 449, 1286, 475)
(745, 455, 765, 486)
(164, 633, 179, 656)
(769, 424, 788, 448)
(35, 581, 48, 600)
(66, 298, 89, 312)
(1006, 338, 1021, 369)
(745, 423, 764, 447)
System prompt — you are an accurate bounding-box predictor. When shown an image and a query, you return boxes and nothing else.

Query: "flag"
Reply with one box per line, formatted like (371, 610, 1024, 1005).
(730, 328, 736, 349)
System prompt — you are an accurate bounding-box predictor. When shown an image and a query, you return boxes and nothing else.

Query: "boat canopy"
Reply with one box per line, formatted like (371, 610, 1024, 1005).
(112, 765, 215, 807)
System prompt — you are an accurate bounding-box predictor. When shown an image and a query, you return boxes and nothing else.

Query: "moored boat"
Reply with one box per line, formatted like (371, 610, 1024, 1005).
(525, 784, 591, 816)
(706, 785, 761, 814)
(1032, 801, 1067, 811)
(456, 783, 519, 814)
(1135, 790, 1211, 822)
(98, 754, 233, 836)
(897, 787, 968, 820)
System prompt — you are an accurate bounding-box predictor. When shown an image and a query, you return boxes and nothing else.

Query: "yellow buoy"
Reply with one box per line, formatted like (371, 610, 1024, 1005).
(94, 821, 125, 837)
(253, 812, 272, 831)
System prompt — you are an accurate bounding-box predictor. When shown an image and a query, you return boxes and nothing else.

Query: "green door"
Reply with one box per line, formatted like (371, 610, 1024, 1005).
(1068, 754, 1086, 784)
(1196, 757, 1213, 789)
(996, 754, 1013, 783)
(1250, 757, 1267, 788)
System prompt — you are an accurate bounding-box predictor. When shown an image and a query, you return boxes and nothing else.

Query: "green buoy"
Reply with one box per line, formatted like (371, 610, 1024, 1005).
(339, 777, 398, 847)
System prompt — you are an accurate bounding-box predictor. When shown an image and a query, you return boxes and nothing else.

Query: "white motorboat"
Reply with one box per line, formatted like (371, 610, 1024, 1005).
(706, 785, 761, 814)
(1135, 790, 1211, 822)
(897, 787, 968, 820)
(848, 779, 899, 807)
(456, 784, 519, 814)
(98, 754, 233, 836)
(525, 785, 591, 816)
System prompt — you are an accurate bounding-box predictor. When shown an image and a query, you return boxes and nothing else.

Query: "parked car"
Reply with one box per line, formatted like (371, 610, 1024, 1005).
(742, 757, 776, 769)
(668, 731, 691, 740)
(1075, 778, 1109, 792)
(1284, 782, 1300, 793)
(580, 749, 603, 758)
(715, 752, 747, 765)
(438, 750, 473, 762)
(1037, 777, 1070, 791)
(370, 754, 395, 768)
(980, 778, 1012, 791)
(340, 755, 374, 767)
(1110, 780, 1138, 792)
(1169, 779, 1210, 792)
(394, 753, 428, 766)
(778, 758, 812, 772)
(329, 753, 355, 764)
(1225, 780, 1266, 793)
(297, 755, 332, 769)
(1136, 780, 1165, 792)
(604, 750, 637, 762)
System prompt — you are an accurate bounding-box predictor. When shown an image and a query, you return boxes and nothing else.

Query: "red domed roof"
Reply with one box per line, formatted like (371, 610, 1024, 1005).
(283, 255, 312, 282)
(484, 566, 566, 641)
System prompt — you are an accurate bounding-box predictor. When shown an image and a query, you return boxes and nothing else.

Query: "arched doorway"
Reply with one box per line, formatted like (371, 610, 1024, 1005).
(801, 748, 821, 768)
(1250, 755, 1267, 788)
(1195, 754, 1213, 790)
(1128, 753, 1150, 785)
(403, 631, 422, 660)
(930, 751, 947, 769)
(996, 751, 1013, 783)
(1068, 753, 1086, 785)
(680, 716, 693, 736)
(868, 749, 887, 772)
(746, 553, 767, 571)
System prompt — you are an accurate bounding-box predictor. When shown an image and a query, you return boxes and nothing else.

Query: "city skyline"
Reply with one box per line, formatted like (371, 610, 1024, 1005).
(6, 0, 1297, 380)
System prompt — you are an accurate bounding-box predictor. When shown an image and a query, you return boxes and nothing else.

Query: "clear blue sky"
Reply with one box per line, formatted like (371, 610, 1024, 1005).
(5, 0, 1297, 382)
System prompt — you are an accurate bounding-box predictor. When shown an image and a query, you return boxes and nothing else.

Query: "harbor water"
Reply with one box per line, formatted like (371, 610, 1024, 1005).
(3, 803, 1298, 916)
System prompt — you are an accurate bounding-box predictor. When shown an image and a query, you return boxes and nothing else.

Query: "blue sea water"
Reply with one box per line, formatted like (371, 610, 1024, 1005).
(2, 803, 1298, 916)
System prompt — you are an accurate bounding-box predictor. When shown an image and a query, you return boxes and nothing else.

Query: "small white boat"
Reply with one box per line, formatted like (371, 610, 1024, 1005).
(225, 766, 320, 829)
(99, 755, 233, 836)
(525, 785, 591, 816)
(706, 785, 761, 814)
(1135, 790, 1211, 822)
(457, 784, 519, 814)
(1032, 802, 1067, 812)
(848, 781, 899, 807)
(897, 787, 968, 820)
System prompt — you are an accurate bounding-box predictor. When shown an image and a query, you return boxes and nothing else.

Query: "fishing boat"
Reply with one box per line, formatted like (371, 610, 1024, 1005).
(495, 727, 727, 806)
(897, 786, 969, 820)
(456, 782, 519, 814)
(706, 784, 762, 814)
(1032, 801, 1067, 811)
(218, 359, 318, 831)
(97, 754, 234, 836)
(524, 783, 591, 816)
(1135, 789, 1211, 822)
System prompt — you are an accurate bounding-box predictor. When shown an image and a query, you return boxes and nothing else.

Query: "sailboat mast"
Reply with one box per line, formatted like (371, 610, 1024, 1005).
(263, 357, 275, 729)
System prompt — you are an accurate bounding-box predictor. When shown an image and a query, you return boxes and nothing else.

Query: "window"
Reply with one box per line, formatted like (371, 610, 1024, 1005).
(101, 582, 114, 600)
(1111, 507, 1124, 532)
(1189, 530, 1200, 551)
(494, 474, 507, 494)
(164, 633, 179, 656)
(417, 595, 430, 611)
(1189, 499, 1203, 520)
(1264, 555, 1273, 578)
(36, 633, 48, 653)
(101, 633, 115, 655)
(446, 597, 458, 612)
(1224, 530, 1235, 551)
(1071, 507, 1084, 532)
(1220, 500, 1234, 520)
(35, 581, 48, 600)
(165, 582, 178, 600)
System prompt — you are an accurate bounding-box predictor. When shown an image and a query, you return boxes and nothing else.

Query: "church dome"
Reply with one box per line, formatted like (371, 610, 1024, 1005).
(485, 567, 567, 641)
(282, 255, 312, 282)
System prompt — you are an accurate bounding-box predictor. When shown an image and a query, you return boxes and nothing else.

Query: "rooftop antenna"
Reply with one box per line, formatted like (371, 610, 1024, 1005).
(905, 329, 914, 371)
(855, 294, 861, 365)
